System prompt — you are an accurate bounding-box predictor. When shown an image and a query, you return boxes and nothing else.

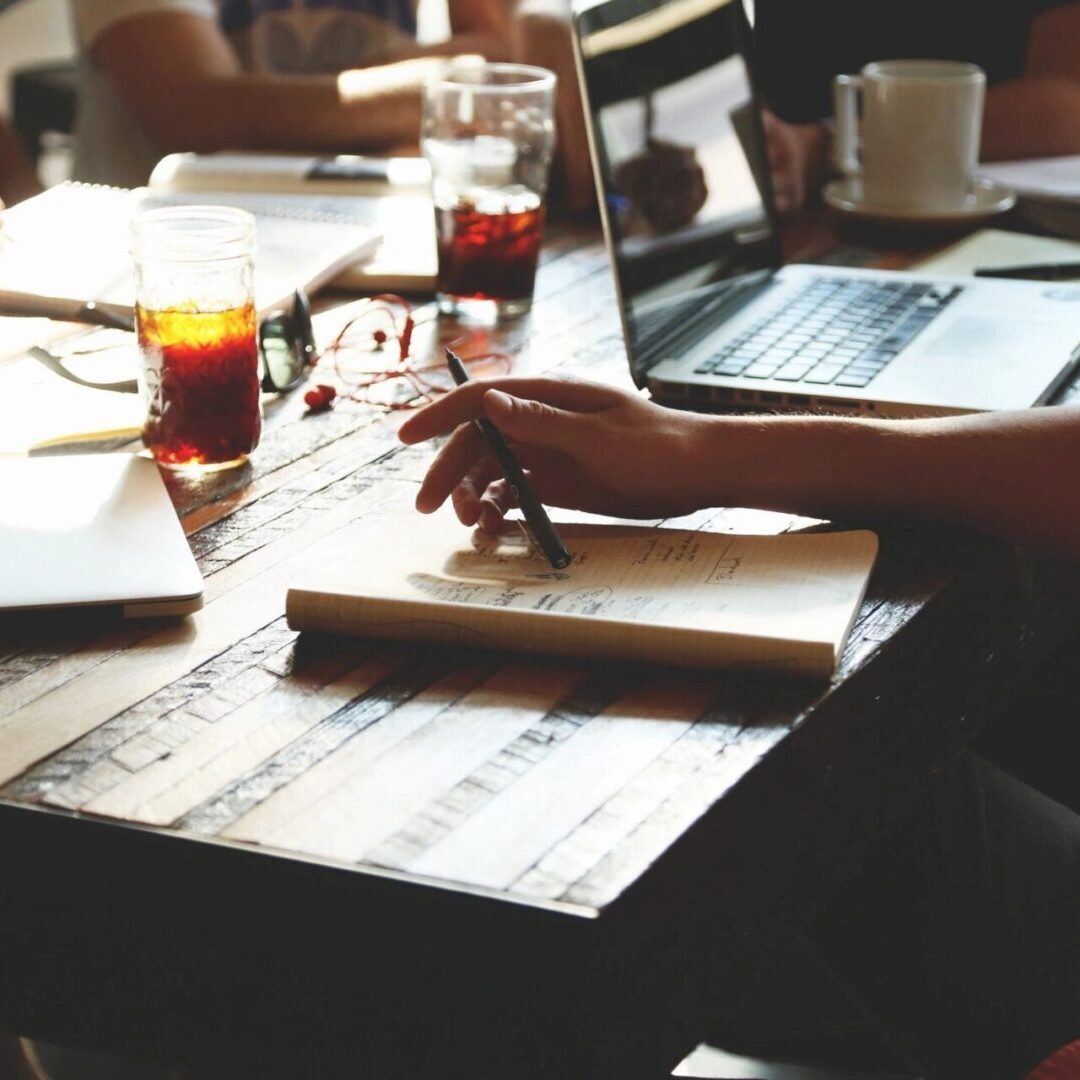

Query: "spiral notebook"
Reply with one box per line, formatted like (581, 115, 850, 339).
(0, 182, 381, 321)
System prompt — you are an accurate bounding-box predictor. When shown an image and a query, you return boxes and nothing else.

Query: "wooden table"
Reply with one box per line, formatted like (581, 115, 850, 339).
(1, 218, 1077, 1078)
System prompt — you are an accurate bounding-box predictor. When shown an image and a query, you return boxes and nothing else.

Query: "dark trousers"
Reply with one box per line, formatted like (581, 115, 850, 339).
(809, 752, 1080, 1080)
(708, 645, 1080, 1080)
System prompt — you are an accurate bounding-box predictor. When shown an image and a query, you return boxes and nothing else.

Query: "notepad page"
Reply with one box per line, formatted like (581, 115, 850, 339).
(0, 183, 134, 316)
(0, 183, 380, 318)
(292, 511, 879, 660)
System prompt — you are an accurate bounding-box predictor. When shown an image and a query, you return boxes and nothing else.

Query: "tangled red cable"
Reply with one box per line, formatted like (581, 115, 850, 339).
(314, 294, 511, 411)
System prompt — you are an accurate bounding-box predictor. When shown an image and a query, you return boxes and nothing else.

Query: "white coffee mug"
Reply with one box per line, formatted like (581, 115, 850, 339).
(833, 60, 986, 212)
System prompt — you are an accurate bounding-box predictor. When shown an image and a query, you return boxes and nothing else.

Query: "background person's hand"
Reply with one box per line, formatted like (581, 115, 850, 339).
(398, 376, 714, 528)
(762, 110, 828, 214)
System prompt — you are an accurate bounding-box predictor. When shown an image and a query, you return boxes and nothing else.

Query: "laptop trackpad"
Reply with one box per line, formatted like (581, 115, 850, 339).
(925, 317, 1047, 361)
(898, 316, 1074, 409)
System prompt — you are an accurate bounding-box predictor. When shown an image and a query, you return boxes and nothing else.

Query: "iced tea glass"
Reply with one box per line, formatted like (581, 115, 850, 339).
(422, 62, 557, 321)
(130, 206, 261, 470)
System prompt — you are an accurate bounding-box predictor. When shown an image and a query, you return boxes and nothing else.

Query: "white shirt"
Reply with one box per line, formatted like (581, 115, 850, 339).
(70, 0, 420, 186)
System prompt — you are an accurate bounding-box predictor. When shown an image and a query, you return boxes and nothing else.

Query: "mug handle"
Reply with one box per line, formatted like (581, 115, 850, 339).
(832, 74, 863, 177)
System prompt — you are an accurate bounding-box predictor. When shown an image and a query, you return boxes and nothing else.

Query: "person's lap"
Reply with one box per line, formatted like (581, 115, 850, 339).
(802, 752, 1080, 1080)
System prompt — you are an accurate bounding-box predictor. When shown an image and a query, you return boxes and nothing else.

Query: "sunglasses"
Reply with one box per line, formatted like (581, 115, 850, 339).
(29, 288, 317, 395)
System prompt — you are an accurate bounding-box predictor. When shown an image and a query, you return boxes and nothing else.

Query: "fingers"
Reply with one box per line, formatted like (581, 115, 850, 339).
(415, 394, 593, 517)
(477, 478, 515, 533)
(416, 421, 488, 513)
(451, 457, 502, 526)
(480, 389, 592, 455)
(398, 375, 621, 444)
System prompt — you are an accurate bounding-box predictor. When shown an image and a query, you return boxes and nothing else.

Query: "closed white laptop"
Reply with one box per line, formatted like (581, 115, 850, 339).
(0, 454, 203, 617)
(570, 0, 1080, 416)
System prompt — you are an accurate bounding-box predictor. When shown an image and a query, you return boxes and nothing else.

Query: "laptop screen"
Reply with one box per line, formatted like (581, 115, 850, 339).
(573, 0, 781, 383)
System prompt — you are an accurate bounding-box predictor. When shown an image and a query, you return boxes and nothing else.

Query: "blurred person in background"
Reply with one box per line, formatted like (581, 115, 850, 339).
(0, 115, 41, 207)
(69, 0, 595, 207)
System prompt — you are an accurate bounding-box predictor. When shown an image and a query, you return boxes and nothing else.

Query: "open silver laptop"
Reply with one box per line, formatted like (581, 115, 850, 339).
(570, 0, 1080, 416)
(0, 454, 203, 618)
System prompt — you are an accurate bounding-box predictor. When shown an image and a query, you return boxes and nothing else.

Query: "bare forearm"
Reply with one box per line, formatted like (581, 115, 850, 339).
(386, 32, 511, 62)
(134, 68, 430, 154)
(697, 408, 1080, 558)
(982, 77, 1080, 160)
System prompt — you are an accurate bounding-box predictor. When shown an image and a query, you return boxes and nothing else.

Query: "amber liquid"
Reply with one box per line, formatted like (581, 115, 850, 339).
(137, 303, 261, 468)
(435, 201, 544, 303)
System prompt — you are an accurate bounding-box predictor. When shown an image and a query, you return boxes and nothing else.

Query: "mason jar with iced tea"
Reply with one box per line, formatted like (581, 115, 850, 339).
(130, 206, 261, 470)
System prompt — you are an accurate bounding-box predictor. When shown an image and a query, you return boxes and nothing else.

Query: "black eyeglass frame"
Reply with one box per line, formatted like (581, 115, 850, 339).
(258, 287, 316, 393)
(28, 288, 318, 396)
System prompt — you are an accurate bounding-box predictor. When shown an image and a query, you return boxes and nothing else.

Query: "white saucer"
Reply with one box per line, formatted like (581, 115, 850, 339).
(823, 177, 1017, 227)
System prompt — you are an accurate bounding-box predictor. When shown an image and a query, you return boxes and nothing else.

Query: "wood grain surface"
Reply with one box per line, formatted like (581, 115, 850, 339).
(1, 220, 1076, 1076)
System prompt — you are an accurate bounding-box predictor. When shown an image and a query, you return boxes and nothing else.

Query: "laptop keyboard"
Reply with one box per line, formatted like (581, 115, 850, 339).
(635, 274, 772, 365)
(692, 276, 962, 389)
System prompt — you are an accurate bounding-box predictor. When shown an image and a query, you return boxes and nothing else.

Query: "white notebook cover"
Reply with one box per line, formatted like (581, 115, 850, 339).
(0, 453, 203, 617)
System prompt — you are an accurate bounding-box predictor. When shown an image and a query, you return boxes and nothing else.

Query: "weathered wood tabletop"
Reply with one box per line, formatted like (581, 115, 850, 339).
(1, 218, 1076, 1078)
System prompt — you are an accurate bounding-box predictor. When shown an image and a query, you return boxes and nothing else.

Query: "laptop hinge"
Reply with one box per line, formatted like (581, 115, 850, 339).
(636, 269, 777, 371)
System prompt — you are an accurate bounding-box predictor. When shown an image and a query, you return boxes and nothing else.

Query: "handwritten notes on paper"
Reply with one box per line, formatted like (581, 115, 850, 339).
(286, 512, 879, 676)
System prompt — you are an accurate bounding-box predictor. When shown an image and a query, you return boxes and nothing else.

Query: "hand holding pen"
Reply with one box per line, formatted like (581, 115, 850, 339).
(397, 371, 715, 530)
(444, 349, 572, 569)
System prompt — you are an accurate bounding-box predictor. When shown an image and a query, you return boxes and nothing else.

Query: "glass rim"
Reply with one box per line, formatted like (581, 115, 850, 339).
(431, 61, 556, 93)
(130, 205, 256, 262)
(864, 59, 985, 83)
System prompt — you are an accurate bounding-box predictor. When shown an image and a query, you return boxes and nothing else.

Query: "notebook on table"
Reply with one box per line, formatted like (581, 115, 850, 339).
(149, 152, 439, 293)
(149, 151, 432, 196)
(570, 0, 1080, 416)
(286, 510, 879, 678)
(0, 453, 203, 618)
(0, 181, 382, 322)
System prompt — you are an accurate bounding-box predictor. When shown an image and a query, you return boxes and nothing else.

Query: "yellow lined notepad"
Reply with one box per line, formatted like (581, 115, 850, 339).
(286, 512, 879, 677)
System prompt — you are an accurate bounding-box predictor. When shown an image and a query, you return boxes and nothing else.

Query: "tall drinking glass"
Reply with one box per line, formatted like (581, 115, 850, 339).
(130, 206, 261, 470)
(422, 62, 557, 321)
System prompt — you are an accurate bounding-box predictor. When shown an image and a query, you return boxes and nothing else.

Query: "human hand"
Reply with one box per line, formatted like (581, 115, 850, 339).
(397, 376, 715, 528)
(762, 110, 828, 215)
(338, 56, 473, 100)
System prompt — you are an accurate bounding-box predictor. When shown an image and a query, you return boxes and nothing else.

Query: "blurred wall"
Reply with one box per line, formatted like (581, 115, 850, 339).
(0, 0, 75, 113)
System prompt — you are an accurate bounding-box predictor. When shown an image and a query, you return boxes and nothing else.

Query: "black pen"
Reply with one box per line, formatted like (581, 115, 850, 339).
(445, 348, 572, 570)
(974, 262, 1080, 281)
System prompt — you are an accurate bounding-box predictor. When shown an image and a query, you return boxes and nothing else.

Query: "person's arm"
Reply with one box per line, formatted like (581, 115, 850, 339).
(508, 0, 596, 212)
(0, 116, 41, 206)
(981, 4, 1080, 160)
(92, 13, 457, 154)
(381, 0, 513, 62)
(398, 376, 1080, 560)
